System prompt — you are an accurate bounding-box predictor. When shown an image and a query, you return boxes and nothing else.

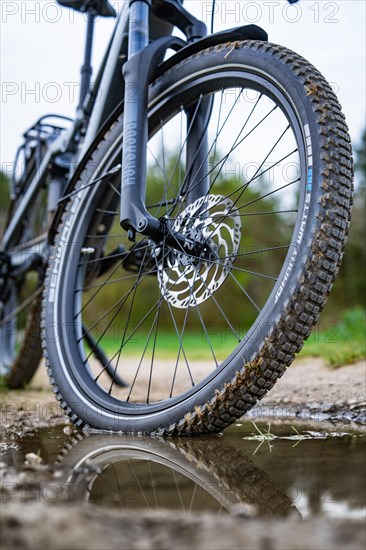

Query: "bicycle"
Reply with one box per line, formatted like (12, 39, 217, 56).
(0, 0, 353, 434)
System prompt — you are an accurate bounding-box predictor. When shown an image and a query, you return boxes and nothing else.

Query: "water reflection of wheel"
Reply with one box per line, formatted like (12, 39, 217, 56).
(57, 435, 298, 518)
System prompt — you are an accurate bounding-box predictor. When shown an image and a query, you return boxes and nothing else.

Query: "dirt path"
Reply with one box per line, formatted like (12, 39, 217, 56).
(248, 357, 366, 424)
(1, 504, 364, 550)
(1, 357, 365, 439)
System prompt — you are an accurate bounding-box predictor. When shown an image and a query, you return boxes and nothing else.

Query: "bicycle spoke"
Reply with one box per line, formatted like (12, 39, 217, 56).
(108, 246, 151, 393)
(235, 209, 298, 218)
(79, 248, 156, 348)
(194, 270, 241, 340)
(226, 269, 261, 313)
(188, 484, 197, 514)
(230, 265, 278, 281)
(158, 88, 246, 220)
(59, 164, 121, 204)
(194, 304, 219, 368)
(238, 178, 300, 211)
(172, 90, 262, 219)
(110, 463, 124, 502)
(154, 96, 204, 218)
(92, 248, 194, 389)
(196, 122, 291, 235)
(77, 241, 150, 266)
(146, 290, 161, 403)
(95, 208, 119, 216)
(223, 244, 291, 260)
(126, 303, 162, 401)
(0, 287, 42, 326)
(168, 278, 195, 398)
(153, 240, 195, 391)
(75, 272, 147, 293)
(129, 460, 151, 509)
(172, 469, 185, 513)
(148, 461, 159, 508)
(63, 76, 304, 408)
(75, 240, 151, 314)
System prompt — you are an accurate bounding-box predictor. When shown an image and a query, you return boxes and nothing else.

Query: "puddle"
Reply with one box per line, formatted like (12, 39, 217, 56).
(1, 421, 365, 520)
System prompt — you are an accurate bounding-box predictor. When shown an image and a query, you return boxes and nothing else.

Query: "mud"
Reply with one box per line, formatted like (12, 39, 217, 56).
(1, 358, 365, 440)
(1, 504, 364, 550)
(1, 357, 365, 550)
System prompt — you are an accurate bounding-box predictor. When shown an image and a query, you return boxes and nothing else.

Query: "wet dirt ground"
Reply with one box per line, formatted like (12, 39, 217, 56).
(1, 357, 365, 549)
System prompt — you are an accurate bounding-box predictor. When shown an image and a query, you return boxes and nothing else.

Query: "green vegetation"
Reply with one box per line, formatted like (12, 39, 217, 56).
(301, 308, 366, 367)
(324, 129, 366, 316)
(96, 331, 236, 361)
(1, 129, 365, 369)
(84, 153, 292, 333)
(97, 307, 365, 367)
(247, 422, 276, 454)
(296, 131, 366, 366)
(244, 423, 310, 454)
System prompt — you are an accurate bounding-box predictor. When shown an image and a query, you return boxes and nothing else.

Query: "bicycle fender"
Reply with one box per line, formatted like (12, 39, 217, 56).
(154, 24, 268, 79)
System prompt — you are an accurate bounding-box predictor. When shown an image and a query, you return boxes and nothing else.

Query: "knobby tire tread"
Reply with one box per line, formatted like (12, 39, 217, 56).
(41, 41, 353, 435)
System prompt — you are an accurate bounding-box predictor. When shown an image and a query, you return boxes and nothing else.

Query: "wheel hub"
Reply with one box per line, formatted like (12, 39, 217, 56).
(157, 195, 241, 309)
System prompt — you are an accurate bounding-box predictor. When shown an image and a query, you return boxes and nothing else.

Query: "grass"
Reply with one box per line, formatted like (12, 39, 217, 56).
(98, 332, 235, 361)
(98, 308, 365, 367)
(243, 423, 329, 454)
(300, 308, 366, 367)
(248, 422, 277, 454)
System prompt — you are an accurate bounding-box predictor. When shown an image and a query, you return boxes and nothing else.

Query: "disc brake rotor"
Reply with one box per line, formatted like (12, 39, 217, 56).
(157, 195, 241, 309)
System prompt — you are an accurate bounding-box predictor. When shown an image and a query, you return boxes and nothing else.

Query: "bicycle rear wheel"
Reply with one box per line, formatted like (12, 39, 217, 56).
(43, 40, 353, 433)
(0, 144, 47, 388)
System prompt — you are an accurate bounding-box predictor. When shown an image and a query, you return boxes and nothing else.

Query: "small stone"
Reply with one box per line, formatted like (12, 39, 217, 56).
(63, 426, 73, 435)
(24, 453, 43, 469)
(322, 403, 336, 413)
(355, 415, 366, 425)
(232, 502, 257, 518)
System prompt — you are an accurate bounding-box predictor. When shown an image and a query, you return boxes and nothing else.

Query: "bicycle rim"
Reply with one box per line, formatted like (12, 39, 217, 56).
(49, 65, 307, 416)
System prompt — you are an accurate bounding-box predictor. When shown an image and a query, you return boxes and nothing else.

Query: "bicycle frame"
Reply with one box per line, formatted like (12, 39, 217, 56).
(119, 0, 210, 252)
(1, 0, 268, 261)
(2, 1, 191, 250)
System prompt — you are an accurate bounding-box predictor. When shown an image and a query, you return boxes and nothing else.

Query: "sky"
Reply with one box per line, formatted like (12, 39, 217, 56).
(1, 0, 365, 174)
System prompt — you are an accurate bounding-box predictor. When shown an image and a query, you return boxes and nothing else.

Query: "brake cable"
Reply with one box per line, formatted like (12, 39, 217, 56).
(211, 0, 216, 34)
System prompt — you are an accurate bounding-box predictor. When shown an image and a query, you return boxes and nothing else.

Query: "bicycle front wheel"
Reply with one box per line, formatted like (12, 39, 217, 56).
(43, 41, 353, 434)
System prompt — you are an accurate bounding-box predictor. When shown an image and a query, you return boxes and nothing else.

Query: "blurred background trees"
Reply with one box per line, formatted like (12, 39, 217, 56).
(1, 129, 365, 344)
(321, 129, 366, 316)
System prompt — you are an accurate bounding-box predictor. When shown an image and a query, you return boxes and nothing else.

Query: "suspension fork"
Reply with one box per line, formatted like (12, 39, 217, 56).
(120, 0, 209, 251)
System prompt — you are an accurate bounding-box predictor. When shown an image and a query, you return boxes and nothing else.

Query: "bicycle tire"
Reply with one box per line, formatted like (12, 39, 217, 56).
(42, 40, 353, 434)
(0, 144, 46, 388)
(2, 295, 42, 389)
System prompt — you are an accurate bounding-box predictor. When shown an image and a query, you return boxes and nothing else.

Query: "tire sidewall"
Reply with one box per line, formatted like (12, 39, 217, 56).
(44, 42, 327, 432)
